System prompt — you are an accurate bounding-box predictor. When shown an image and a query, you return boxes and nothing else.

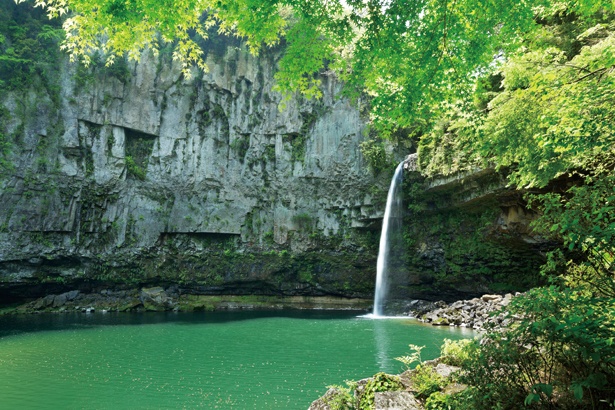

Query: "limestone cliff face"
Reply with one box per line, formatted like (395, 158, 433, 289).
(0, 37, 385, 302)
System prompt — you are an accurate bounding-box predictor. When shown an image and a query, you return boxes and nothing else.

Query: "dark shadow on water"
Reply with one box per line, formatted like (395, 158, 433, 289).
(0, 310, 365, 338)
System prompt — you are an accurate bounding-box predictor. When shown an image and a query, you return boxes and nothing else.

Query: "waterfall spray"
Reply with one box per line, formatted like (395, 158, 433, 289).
(373, 162, 404, 317)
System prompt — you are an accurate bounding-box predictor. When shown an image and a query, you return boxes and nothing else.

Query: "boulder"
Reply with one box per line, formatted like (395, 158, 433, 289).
(500, 293, 513, 306)
(33, 298, 45, 310)
(443, 383, 467, 395)
(40, 294, 55, 308)
(415, 293, 518, 330)
(374, 391, 422, 410)
(450, 301, 464, 309)
(307, 388, 344, 410)
(432, 317, 449, 326)
(481, 294, 501, 302)
(52, 293, 67, 308)
(65, 290, 80, 301)
(140, 287, 176, 311)
(434, 363, 460, 378)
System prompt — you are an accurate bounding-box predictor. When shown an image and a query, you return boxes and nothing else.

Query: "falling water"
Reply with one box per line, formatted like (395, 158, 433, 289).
(373, 162, 404, 317)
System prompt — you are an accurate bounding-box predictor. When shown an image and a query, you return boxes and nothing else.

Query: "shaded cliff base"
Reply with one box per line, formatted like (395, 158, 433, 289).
(1, 286, 372, 315)
(0, 248, 377, 309)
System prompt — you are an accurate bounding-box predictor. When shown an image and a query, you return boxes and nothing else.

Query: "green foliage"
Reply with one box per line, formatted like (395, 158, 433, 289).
(229, 134, 250, 160)
(11, 0, 614, 147)
(424, 391, 472, 410)
(411, 10, 615, 407)
(409, 365, 446, 400)
(125, 155, 146, 181)
(395, 344, 424, 369)
(424, 388, 479, 410)
(324, 381, 358, 410)
(416, 11, 615, 188)
(528, 172, 615, 297)
(291, 212, 313, 231)
(432, 10, 615, 407)
(439, 339, 472, 367)
(481, 58, 615, 187)
(285, 133, 307, 163)
(394, 345, 448, 403)
(417, 108, 483, 178)
(0, 109, 14, 177)
(262, 230, 274, 244)
(0, 1, 63, 94)
(124, 129, 155, 181)
(359, 372, 403, 410)
(15, 0, 294, 80)
(103, 54, 130, 83)
(262, 144, 275, 164)
(273, 19, 332, 103)
(0, 1, 551, 124)
(73, 50, 132, 87)
(359, 137, 392, 175)
(459, 287, 615, 409)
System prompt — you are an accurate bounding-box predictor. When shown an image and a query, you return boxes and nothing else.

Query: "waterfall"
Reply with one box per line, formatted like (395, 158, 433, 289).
(373, 162, 404, 316)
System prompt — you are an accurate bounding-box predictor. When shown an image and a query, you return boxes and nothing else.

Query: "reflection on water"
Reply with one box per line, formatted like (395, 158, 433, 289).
(374, 318, 393, 370)
(0, 311, 473, 409)
(364, 315, 475, 371)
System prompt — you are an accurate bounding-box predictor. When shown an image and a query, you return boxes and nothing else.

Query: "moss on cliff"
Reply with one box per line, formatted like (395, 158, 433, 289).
(0, 246, 376, 302)
(384, 172, 547, 301)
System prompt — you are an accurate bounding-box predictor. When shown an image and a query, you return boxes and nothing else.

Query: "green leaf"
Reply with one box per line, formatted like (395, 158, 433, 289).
(524, 393, 540, 405)
(572, 383, 584, 401)
(534, 383, 553, 397)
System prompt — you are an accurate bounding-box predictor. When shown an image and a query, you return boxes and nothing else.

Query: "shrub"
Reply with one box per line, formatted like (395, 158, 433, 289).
(424, 389, 476, 410)
(395, 344, 424, 369)
(410, 364, 446, 399)
(359, 138, 392, 175)
(459, 287, 615, 409)
(440, 338, 472, 367)
(323, 381, 357, 410)
(125, 155, 146, 180)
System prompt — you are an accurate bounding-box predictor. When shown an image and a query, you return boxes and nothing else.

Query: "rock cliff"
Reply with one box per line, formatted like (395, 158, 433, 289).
(0, 2, 549, 310)
(0, 22, 385, 304)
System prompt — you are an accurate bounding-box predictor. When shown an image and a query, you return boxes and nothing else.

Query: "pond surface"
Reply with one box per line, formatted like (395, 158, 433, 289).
(0, 311, 472, 409)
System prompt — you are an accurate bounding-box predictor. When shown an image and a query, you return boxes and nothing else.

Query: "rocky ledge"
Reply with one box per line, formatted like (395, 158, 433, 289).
(309, 360, 463, 410)
(2, 287, 372, 314)
(404, 293, 516, 330)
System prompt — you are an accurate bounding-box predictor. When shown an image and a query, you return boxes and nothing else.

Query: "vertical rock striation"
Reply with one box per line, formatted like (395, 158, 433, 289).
(0, 34, 386, 303)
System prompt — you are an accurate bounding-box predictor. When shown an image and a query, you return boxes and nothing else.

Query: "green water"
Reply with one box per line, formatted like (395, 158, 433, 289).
(0, 311, 472, 409)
